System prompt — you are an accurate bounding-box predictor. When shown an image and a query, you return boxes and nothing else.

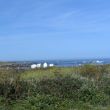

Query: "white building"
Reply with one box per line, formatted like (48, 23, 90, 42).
(43, 62, 48, 68)
(49, 64, 54, 67)
(31, 64, 37, 69)
(36, 63, 41, 68)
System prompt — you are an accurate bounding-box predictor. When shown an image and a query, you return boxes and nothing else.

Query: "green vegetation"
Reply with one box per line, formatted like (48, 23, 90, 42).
(0, 65, 110, 110)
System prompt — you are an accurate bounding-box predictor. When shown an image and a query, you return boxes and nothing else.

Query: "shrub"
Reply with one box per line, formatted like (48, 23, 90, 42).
(0, 66, 110, 109)
(79, 65, 103, 80)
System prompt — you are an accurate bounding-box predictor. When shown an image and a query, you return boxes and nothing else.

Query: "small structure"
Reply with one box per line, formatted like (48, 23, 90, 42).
(36, 63, 41, 68)
(43, 62, 48, 68)
(49, 64, 54, 67)
(96, 60, 103, 64)
(31, 64, 37, 69)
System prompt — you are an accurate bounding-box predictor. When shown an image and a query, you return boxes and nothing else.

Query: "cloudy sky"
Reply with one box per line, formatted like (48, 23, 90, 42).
(0, 0, 110, 60)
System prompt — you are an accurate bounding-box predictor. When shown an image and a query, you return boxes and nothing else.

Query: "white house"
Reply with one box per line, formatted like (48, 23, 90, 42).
(36, 63, 41, 68)
(43, 62, 48, 68)
(31, 64, 37, 69)
(49, 64, 54, 67)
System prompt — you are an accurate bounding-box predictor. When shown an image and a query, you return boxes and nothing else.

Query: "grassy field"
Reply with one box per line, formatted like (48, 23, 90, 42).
(0, 65, 110, 110)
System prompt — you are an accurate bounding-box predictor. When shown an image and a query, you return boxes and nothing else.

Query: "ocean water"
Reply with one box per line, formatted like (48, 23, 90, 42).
(47, 59, 110, 67)
(27, 58, 110, 67)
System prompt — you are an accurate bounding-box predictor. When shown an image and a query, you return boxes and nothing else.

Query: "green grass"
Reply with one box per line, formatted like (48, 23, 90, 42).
(0, 65, 110, 110)
(21, 67, 77, 80)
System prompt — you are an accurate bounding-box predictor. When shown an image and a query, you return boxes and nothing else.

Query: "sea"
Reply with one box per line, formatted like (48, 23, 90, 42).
(18, 58, 110, 67)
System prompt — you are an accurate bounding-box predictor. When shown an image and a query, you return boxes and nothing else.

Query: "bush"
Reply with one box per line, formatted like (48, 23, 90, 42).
(35, 75, 82, 100)
(98, 77, 110, 96)
(79, 65, 104, 80)
(0, 66, 110, 109)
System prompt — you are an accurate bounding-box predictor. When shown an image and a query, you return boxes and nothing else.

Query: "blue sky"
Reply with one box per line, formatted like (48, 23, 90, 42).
(0, 0, 110, 61)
